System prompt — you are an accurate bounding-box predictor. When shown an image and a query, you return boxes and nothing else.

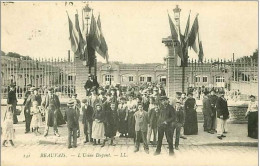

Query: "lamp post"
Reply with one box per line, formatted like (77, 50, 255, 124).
(173, 5, 186, 93)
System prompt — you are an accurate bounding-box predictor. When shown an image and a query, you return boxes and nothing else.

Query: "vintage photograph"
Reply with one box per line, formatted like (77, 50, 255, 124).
(1, 1, 258, 166)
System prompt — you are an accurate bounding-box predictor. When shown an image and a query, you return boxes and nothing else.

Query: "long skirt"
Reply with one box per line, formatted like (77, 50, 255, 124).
(92, 121, 105, 140)
(184, 109, 198, 135)
(248, 111, 258, 139)
(127, 112, 135, 138)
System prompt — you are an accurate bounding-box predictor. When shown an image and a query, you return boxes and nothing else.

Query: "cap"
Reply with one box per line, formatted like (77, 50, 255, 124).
(72, 93, 77, 97)
(67, 99, 75, 106)
(176, 92, 182, 96)
(10, 84, 16, 88)
(29, 87, 37, 91)
(249, 95, 256, 98)
(48, 87, 54, 91)
(82, 99, 88, 103)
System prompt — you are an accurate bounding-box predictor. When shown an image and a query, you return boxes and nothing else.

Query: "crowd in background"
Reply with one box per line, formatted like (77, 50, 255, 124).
(2, 74, 258, 156)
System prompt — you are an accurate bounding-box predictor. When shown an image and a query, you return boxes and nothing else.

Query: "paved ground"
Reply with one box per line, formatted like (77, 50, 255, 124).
(1, 106, 258, 166)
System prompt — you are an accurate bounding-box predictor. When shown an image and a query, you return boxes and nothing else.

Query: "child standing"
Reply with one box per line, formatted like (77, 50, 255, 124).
(30, 101, 43, 135)
(2, 106, 15, 147)
(134, 104, 149, 154)
(64, 99, 79, 149)
(92, 104, 106, 147)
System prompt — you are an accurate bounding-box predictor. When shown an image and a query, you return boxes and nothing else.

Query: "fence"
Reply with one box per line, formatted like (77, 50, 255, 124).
(1, 55, 258, 100)
(1, 56, 76, 99)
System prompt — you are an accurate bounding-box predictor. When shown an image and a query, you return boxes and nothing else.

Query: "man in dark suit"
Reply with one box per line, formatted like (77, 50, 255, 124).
(209, 89, 218, 132)
(82, 98, 94, 143)
(154, 96, 176, 156)
(84, 75, 93, 96)
(64, 99, 78, 149)
(216, 91, 229, 140)
(7, 84, 18, 124)
(42, 87, 61, 137)
(202, 91, 214, 134)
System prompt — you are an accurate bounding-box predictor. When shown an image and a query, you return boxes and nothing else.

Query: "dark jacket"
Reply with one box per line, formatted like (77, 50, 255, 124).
(209, 94, 218, 115)
(149, 108, 159, 129)
(41, 94, 60, 110)
(104, 108, 119, 137)
(7, 90, 17, 105)
(25, 94, 42, 109)
(202, 96, 212, 116)
(64, 107, 78, 128)
(216, 97, 229, 120)
(157, 104, 176, 127)
(92, 109, 106, 122)
(175, 107, 185, 126)
(82, 105, 94, 124)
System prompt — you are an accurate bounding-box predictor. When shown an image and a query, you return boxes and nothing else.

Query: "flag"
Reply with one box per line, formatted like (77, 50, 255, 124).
(97, 14, 109, 63)
(198, 41, 204, 62)
(168, 13, 184, 63)
(182, 12, 191, 66)
(75, 13, 87, 60)
(188, 15, 203, 63)
(89, 14, 102, 55)
(67, 13, 79, 54)
(188, 15, 199, 53)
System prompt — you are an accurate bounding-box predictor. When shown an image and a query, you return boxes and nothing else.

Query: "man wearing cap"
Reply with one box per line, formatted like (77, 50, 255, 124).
(7, 84, 18, 124)
(84, 75, 94, 96)
(82, 98, 94, 143)
(216, 91, 229, 140)
(154, 96, 176, 156)
(64, 99, 78, 149)
(151, 87, 160, 106)
(71, 94, 81, 138)
(42, 87, 61, 137)
(173, 101, 185, 150)
(24, 87, 42, 133)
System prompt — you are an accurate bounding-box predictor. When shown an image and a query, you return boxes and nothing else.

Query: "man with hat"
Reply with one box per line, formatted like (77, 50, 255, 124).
(202, 91, 214, 134)
(64, 99, 78, 148)
(41, 87, 61, 137)
(24, 87, 42, 133)
(216, 91, 229, 139)
(7, 83, 18, 124)
(154, 96, 176, 156)
(209, 89, 218, 132)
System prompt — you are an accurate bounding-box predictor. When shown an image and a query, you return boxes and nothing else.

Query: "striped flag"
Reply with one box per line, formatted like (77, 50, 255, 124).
(67, 13, 79, 54)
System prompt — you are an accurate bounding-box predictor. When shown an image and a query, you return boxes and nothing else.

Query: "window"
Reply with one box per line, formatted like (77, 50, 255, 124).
(202, 76, 208, 83)
(147, 77, 152, 82)
(216, 76, 224, 83)
(68, 75, 73, 81)
(140, 76, 145, 82)
(195, 76, 200, 83)
(129, 76, 133, 82)
(105, 75, 114, 82)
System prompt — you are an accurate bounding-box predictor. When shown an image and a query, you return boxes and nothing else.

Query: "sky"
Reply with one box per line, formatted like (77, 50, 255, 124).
(1, 1, 258, 64)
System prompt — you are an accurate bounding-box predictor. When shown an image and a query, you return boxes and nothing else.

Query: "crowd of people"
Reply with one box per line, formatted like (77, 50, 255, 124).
(2, 76, 258, 156)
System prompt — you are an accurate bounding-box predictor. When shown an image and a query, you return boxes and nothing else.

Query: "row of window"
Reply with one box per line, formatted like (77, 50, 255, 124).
(195, 76, 225, 83)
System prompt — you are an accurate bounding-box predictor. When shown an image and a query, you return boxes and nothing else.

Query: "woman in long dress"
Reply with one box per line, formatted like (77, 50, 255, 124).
(127, 94, 137, 139)
(184, 92, 198, 135)
(246, 95, 258, 139)
(118, 97, 128, 137)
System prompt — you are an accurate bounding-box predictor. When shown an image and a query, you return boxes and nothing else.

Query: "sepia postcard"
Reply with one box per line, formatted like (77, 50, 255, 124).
(1, 1, 258, 166)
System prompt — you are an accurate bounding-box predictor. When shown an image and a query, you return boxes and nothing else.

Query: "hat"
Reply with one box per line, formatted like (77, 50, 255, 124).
(120, 97, 126, 100)
(82, 99, 88, 103)
(249, 95, 255, 98)
(67, 99, 75, 106)
(210, 89, 216, 93)
(203, 91, 209, 95)
(29, 87, 37, 91)
(27, 84, 32, 87)
(176, 101, 181, 104)
(219, 91, 225, 94)
(160, 96, 169, 100)
(176, 92, 182, 96)
(72, 93, 77, 97)
(10, 84, 16, 88)
(187, 92, 193, 96)
(48, 87, 54, 91)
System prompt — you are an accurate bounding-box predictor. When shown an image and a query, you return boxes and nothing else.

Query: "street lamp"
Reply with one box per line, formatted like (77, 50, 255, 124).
(173, 5, 181, 26)
(83, 3, 92, 34)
